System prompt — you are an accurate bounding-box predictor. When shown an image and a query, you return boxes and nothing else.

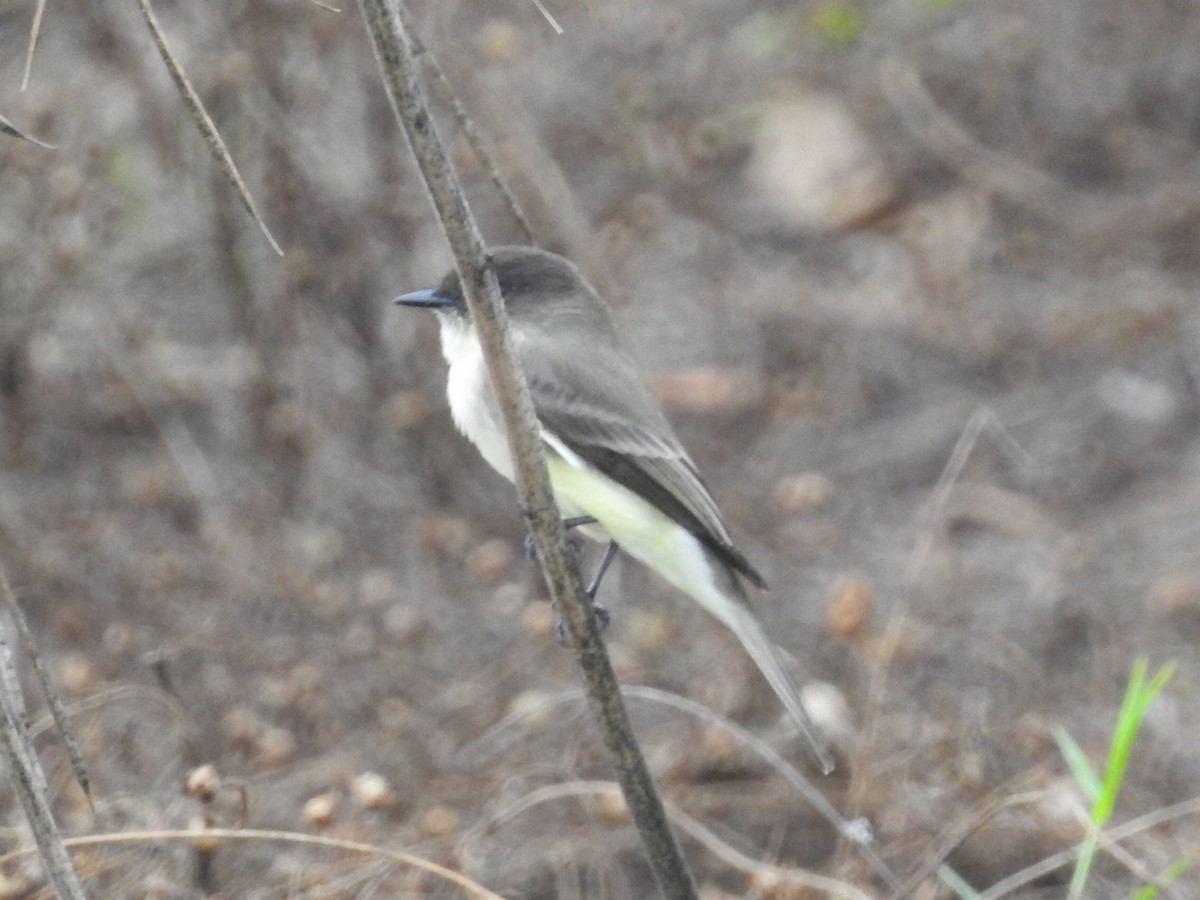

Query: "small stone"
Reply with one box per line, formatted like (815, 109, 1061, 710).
(488, 581, 527, 617)
(420, 805, 459, 838)
(222, 705, 263, 751)
(256, 726, 297, 767)
(521, 600, 557, 641)
(595, 789, 628, 824)
(357, 568, 399, 608)
(651, 367, 765, 415)
(383, 603, 427, 642)
(477, 19, 523, 63)
(1148, 572, 1200, 620)
(466, 538, 515, 582)
(825, 574, 874, 639)
(55, 652, 98, 693)
(302, 791, 338, 828)
(772, 472, 834, 514)
(698, 725, 741, 770)
(350, 772, 392, 810)
(421, 515, 474, 558)
(507, 690, 555, 728)
(746, 93, 895, 233)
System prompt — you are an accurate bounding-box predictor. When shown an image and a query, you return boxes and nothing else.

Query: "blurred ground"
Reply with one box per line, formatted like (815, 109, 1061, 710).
(2, 0, 1200, 896)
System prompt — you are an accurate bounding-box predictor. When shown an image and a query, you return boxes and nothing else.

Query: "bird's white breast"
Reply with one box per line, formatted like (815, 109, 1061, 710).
(439, 315, 517, 482)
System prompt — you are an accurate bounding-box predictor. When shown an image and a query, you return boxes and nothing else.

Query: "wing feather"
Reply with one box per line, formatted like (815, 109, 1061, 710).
(520, 338, 767, 589)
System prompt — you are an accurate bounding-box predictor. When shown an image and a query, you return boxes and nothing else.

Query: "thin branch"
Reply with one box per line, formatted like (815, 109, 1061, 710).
(904, 407, 1030, 583)
(0, 111, 55, 149)
(0, 827, 505, 899)
(526, 0, 564, 35)
(356, 1, 696, 897)
(133, 0, 284, 256)
(394, 2, 535, 243)
(21, 0, 47, 91)
(0, 574, 93, 813)
(666, 804, 873, 899)
(0, 567, 86, 899)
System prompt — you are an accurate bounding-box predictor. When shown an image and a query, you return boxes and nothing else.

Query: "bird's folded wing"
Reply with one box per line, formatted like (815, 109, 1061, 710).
(522, 342, 767, 589)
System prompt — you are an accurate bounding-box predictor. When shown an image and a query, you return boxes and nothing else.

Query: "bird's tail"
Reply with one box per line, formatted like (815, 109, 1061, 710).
(701, 560, 836, 774)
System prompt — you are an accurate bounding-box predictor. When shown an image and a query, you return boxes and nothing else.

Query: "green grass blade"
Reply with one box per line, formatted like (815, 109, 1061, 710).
(1130, 856, 1193, 900)
(1053, 726, 1101, 802)
(1065, 660, 1175, 900)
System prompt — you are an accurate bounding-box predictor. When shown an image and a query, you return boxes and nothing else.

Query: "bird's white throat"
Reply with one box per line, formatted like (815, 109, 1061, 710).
(437, 313, 517, 483)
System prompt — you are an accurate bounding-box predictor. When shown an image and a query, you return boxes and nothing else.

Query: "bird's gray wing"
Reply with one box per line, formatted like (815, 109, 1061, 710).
(521, 339, 767, 589)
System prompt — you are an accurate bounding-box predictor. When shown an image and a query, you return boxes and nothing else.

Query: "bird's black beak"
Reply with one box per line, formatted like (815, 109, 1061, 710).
(393, 289, 456, 309)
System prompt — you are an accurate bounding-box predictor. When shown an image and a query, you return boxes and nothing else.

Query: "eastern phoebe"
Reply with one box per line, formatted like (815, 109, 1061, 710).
(395, 246, 831, 770)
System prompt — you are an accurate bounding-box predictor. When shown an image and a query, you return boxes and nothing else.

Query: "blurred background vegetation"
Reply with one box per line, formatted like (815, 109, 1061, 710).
(2, 0, 1199, 895)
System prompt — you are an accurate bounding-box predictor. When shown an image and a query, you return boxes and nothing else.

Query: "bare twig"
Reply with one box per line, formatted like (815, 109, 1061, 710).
(133, 0, 284, 256)
(356, 1, 696, 896)
(21, 0, 48, 91)
(904, 407, 1030, 583)
(394, 3, 535, 243)
(0, 574, 93, 813)
(0, 111, 55, 149)
(0, 827, 504, 899)
(526, 0, 564, 34)
(0, 568, 86, 899)
(667, 804, 873, 899)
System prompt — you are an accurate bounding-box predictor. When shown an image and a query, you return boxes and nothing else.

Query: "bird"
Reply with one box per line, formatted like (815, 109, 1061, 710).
(395, 246, 832, 771)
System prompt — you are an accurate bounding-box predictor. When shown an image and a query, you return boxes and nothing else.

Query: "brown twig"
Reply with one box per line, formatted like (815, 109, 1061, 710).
(0, 111, 55, 149)
(0, 574, 93, 813)
(133, 0, 284, 256)
(0, 567, 87, 899)
(0, 826, 505, 899)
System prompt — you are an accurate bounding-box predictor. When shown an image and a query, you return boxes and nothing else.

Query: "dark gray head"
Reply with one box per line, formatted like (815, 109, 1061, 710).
(394, 246, 617, 338)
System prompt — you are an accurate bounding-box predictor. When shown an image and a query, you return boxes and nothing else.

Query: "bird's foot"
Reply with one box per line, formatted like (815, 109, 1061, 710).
(523, 515, 598, 562)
